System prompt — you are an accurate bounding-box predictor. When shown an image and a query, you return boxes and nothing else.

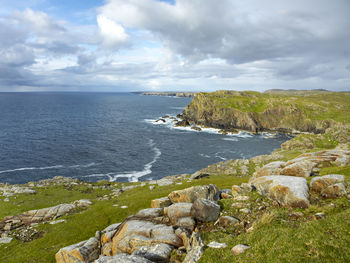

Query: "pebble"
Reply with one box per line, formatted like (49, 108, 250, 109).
(49, 219, 66, 225)
(240, 208, 251, 214)
(121, 206, 128, 209)
(149, 186, 155, 190)
(232, 244, 250, 255)
(207, 241, 227, 248)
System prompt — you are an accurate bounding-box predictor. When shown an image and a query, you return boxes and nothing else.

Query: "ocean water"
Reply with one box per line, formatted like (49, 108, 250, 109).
(0, 92, 290, 184)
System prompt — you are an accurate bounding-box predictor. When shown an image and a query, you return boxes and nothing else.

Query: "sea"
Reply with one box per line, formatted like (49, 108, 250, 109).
(0, 92, 291, 184)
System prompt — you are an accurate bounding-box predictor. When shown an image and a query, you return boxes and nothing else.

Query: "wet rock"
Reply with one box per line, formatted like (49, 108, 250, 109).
(231, 244, 250, 255)
(56, 237, 100, 263)
(250, 176, 310, 208)
(132, 243, 174, 263)
(151, 197, 172, 208)
(112, 220, 182, 254)
(191, 126, 202, 132)
(168, 185, 220, 203)
(191, 198, 220, 222)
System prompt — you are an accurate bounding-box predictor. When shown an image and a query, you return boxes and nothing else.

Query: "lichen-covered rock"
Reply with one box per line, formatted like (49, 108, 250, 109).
(250, 176, 310, 208)
(164, 203, 195, 229)
(321, 183, 347, 198)
(56, 237, 100, 263)
(252, 161, 286, 178)
(111, 220, 182, 255)
(183, 232, 204, 263)
(231, 185, 243, 196)
(136, 208, 163, 218)
(150, 197, 172, 208)
(190, 199, 220, 222)
(310, 174, 345, 193)
(168, 185, 220, 203)
(132, 243, 174, 262)
(280, 160, 316, 177)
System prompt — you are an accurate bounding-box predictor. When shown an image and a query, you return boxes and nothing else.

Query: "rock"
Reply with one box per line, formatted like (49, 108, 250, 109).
(151, 197, 172, 208)
(149, 186, 155, 190)
(191, 198, 221, 222)
(49, 219, 66, 225)
(231, 244, 250, 255)
(247, 226, 254, 233)
(112, 220, 182, 254)
(252, 161, 286, 178)
(95, 254, 153, 263)
(207, 241, 227, 248)
(221, 193, 232, 199)
(0, 237, 13, 244)
(190, 171, 209, 180)
(132, 243, 174, 262)
(121, 206, 128, 209)
(220, 189, 232, 195)
(183, 232, 204, 263)
(191, 126, 202, 131)
(231, 202, 247, 208)
(233, 195, 250, 201)
(231, 185, 243, 196)
(215, 216, 240, 227)
(310, 174, 345, 193)
(321, 183, 347, 198)
(157, 179, 174, 187)
(240, 183, 253, 192)
(289, 212, 304, 220)
(136, 208, 163, 218)
(280, 160, 316, 178)
(74, 199, 92, 207)
(164, 203, 192, 222)
(56, 237, 100, 263)
(250, 176, 310, 208)
(168, 184, 220, 203)
(313, 212, 325, 220)
(101, 223, 121, 246)
(239, 208, 251, 214)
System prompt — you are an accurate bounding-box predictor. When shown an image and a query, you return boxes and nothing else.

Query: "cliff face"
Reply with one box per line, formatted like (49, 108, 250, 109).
(182, 90, 350, 133)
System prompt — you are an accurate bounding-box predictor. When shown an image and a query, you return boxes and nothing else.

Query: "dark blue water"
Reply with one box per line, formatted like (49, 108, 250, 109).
(0, 93, 289, 184)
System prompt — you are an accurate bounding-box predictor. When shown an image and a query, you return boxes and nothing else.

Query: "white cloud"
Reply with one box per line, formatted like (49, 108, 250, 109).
(97, 14, 129, 49)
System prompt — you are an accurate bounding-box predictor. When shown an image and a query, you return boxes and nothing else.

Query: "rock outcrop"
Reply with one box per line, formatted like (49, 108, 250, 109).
(310, 174, 347, 198)
(168, 184, 220, 203)
(250, 176, 310, 208)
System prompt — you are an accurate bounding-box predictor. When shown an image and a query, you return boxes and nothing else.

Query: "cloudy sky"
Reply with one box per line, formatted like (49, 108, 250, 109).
(0, 0, 349, 92)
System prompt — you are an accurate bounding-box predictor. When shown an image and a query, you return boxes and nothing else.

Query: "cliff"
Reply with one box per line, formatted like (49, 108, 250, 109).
(182, 90, 350, 133)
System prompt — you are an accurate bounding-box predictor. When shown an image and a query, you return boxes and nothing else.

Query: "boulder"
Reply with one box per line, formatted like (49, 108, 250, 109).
(151, 197, 172, 208)
(112, 220, 182, 255)
(190, 199, 220, 222)
(310, 174, 345, 193)
(231, 185, 243, 196)
(280, 160, 316, 177)
(168, 185, 220, 203)
(136, 208, 163, 218)
(250, 176, 310, 208)
(101, 223, 121, 246)
(95, 254, 153, 263)
(321, 183, 347, 198)
(164, 203, 195, 229)
(252, 161, 285, 178)
(56, 237, 100, 263)
(132, 243, 174, 263)
(190, 171, 210, 180)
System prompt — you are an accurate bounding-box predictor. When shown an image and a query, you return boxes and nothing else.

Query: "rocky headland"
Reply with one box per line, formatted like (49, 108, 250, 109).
(1, 90, 350, 263)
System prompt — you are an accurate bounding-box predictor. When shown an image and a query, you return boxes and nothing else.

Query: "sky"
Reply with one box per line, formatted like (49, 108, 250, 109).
(0, 0, 349, 92)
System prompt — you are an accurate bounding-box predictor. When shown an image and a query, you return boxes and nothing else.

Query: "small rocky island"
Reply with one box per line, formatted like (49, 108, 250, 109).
(1, 90, 350, 263)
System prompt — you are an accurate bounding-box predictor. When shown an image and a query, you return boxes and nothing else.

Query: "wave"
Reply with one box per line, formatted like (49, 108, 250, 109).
(0, 163, 97, 175)
(144, 117, 256, 138)
(84, 139, 161, 183)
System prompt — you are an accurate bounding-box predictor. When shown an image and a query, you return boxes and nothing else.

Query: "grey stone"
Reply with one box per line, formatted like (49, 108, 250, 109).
(191, 198, 220, 222)
(136, 208, 163, 218)
(231, 244, 250, 255)
(95, 254, 153, 263)
(207, 241, 227, 248)
(168, 184, 220, 203)
(132, 243, 174, 262)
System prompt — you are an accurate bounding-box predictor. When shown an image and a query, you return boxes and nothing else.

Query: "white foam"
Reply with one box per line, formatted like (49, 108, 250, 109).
(199, 153, 211, 158)
(96, 139, 162, 183)
(0, 165, 63, 175)
(222, 137, 238, 142)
